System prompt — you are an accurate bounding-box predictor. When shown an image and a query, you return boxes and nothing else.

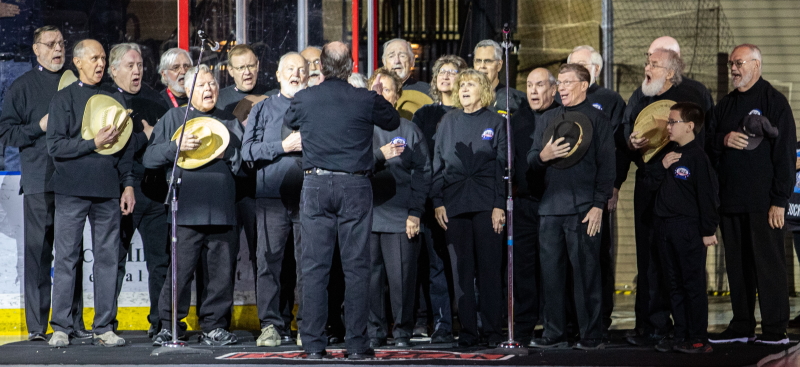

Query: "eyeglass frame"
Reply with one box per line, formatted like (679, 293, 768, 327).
(554, 79, 585, 87)
(36, 40, 66, 49)
(168, 64, 192, 73)
(667, 119, 690, 125)
(438, 69, 459, 77)
(727, 59, 757, 69)
(230, 63, 258, 72)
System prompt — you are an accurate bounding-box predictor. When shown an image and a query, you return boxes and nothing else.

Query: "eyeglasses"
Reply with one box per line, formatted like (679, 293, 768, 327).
(644, 62, 667, 69)
(667, 119, 688, 125)
(439, 69, 459, 77)
(36, 40, 66, 49)
(169, 64, 192, 73)
(230, 63, 258, 72)
(555, 80, 583, 87)
(727, 59, 757, 69)
(474, 58, 497, 65)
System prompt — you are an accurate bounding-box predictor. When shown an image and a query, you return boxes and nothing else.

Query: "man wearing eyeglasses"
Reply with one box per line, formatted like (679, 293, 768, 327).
(382, 38, 430, 96)
(157, 48, 193, 108)
(565, 45, 626, 336)
(0, 25, 92, 342)
(473, 39, 526, 116)
(301, 46, 323, 87)
(620, 48, 713, 348)
(706, 44, 795, 346)
(217, 44, 268, 113)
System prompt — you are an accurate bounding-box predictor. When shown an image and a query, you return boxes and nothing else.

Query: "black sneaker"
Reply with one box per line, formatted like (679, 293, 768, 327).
(347, 348, 375, 360)
(369, 338, 385, 348)
(147, 324, 158, 339)
(412, 323, 428, 337)
(655, 338, 683, 352)
(708, 329, 754, 344)
(574, 338, 605, 350)
(394, 337, 412, 348)
(529, 337, 569, 349)
(430, 328, 455, 343)
(199, 328, 237, 346)
(70, 329, 93, 339)
(626, 333, 666, 347)
(28, 332, 46, 341)
(675, 340, 713, 354)
(152, 329, 174, 346)
(754, 332, 789, 345)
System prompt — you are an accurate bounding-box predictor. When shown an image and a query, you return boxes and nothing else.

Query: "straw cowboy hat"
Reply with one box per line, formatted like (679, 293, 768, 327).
(633, 100, 676, 163)
(81, 94, 133, 155)
(58, 69, 77, 90)
(396, 89, 433, 120)
(170, 117, 230, 169)
(542, 111, 593, 169)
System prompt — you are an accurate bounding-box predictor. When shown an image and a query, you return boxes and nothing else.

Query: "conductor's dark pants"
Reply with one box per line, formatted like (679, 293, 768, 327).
(299, 174, 372, 354)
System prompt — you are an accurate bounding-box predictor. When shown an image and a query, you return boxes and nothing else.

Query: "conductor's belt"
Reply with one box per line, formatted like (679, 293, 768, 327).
(304, 168, 369, 176)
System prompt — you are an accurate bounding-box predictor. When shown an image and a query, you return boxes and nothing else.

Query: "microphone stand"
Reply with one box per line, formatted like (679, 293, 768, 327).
(152, 31, 213, 357)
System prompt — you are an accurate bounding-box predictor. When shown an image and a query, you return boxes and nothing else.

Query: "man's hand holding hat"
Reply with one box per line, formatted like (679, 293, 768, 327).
(540, 136, 571, 162)
(176, 133, 202, 151)
(94, 125, 121, 149)
(724, 131, 749, 150)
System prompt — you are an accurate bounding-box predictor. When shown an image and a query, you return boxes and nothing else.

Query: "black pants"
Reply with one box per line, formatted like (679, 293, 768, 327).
(447, 210, 504, 344)
(368, 232, 419, 340)
(299, 174, 372, 354)
(512, 197, 541, 339)
(158, 225, 237, 333)
(539, 211, 602, 340)
(720, 213, 789, 335)
(599, 208, 615, 331)
(656, 217, 708, 340)
(51, 195, 120, 335)
(23, 192, 85, 334)
(414, 210, 453, 334)
(256, 197, 302, 332)
(118, 185, 169, 329)
(633, 183, 672, 334)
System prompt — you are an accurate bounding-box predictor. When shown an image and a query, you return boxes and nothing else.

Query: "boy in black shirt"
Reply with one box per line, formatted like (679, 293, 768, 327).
(646, 102, 718, 353)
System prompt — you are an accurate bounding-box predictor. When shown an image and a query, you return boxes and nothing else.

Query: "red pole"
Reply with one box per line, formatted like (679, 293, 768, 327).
(351, 0, 359, 73)
(178, 0, 190, 51)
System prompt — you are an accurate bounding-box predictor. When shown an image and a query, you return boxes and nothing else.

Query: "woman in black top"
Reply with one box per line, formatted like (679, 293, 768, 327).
(431, 69, 507, 347)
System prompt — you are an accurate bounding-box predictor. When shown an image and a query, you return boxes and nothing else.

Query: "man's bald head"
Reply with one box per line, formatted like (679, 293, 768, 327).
(320, 41, 353, 80)
(649, 36, 680, 56)
(526, 67, 556, 111)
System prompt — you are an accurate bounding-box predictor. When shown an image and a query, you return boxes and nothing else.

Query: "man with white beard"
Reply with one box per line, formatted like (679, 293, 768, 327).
(241, 52, 308, 347)
(157, 48, 193, 108)
(620, 48, 711, 348)
(301, 46, 323, 87)
(382, 38, 430, 95)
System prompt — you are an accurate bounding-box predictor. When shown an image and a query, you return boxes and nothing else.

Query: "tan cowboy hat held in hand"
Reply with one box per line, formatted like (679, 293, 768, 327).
(170, 117, 230, 170)
(81, 94, 134, 155)
(396, 89, 433, 120)
(633, 99, 676, 163)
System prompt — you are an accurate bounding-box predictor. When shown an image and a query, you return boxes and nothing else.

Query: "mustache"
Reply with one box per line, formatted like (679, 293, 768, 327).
(309, 70, 321, 76)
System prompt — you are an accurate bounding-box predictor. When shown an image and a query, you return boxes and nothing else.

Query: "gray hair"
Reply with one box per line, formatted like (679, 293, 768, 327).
(381, 38, 414, 65)
(733, 43, 763, 70)
(278, 51, 305, 72)
(73, 39, 99, 59)
(159, 48, 193, 85)
(654, 48, 684, 85)
(184, 64, 213, 92)
(108, 43, 142, 74)
(348, 73, 368, 88)
(567, 45, 603, 70)
(473, 39, 502, 61)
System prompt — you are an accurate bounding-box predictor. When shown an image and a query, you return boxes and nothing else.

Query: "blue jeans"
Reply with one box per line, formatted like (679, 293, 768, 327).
(0, 60, 30, 171)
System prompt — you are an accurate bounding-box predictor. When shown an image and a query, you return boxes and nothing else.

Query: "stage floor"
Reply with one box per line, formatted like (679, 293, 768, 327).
(0, 295, 797, 366)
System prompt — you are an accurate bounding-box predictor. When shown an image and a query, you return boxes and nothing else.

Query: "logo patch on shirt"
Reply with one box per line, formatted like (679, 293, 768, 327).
(592, 103, 603, 111)
(674, 166, 690, 180)
(749, 109, 763, 116)
(481, 128, 495, 140)
(795, 171, 800, 194)
(391, 136, 407, 147)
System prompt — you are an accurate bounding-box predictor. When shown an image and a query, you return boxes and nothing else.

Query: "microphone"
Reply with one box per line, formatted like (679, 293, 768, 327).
(502, 23, 510, 34)
(197, 30, 220, 51)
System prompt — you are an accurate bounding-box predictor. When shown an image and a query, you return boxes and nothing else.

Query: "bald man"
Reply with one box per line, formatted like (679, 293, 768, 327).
(511, 67, 557, 343)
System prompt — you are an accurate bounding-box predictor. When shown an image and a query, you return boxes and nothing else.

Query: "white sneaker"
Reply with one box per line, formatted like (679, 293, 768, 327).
(94, 331, 126, 347)
(48, 331, 69, 348)
(256, 325, 281, 347)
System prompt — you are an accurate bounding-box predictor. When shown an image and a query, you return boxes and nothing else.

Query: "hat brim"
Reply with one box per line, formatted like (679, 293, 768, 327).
(232, 95, 268, 123)
(81, 94, 133, 155)
(736, 126, 764, 150)
(633, 100, 676, 163)
(58, 70, 78, 91)
(542, 111, 593, 169)
(171, 117, 231, 170)
(396, 90, 433, 121)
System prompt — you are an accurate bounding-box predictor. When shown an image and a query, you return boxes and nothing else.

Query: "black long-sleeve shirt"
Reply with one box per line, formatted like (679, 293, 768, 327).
(284, 77, 400, 172)
(527, 99, 615, 216)
(159, 88, 188, 109)
(645, 139, 719, 236)
(431, 108, 507, 216)
(216, 84, 269, 114)
(242, 93, 304, 199)
(143, 106, 242, 225)
(709, 77, 796, 213)
(617, 80, 714, 189)
(511, 102, 557, 199)
(412, 103, 454, 155)
(0, 64, 62, 194)
(491, 83, 526, 116)
(371, 118, 431, 232)
(46, 81, 135, 198)
(402, 77, 431, 96)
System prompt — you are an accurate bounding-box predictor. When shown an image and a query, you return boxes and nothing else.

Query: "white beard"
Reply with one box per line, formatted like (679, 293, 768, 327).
(733, 72, 753, 89)
(169, 79, 186, 94)
(642, 75, 666, 97)
(281, 80, 307, 98)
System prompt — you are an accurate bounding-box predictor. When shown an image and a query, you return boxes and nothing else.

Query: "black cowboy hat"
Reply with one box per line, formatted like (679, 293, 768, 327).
(542, 111, 593, 169)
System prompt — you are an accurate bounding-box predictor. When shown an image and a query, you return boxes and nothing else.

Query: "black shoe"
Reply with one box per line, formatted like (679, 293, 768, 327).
(327, 335, 343, 345)
(708, 329, 754, 344)
(529, 337, 569, 349)
(280, 335, 294, 343)
(347, 348, 375, 360)
(28, 332, 46, 341)
(198, 328, 238, 346)
(755, 332, 789, 345)
(147, 324, 158, 339)
(305, 350, 328, 359)
(70, 329, 93, 339)
(152, 328, 187, 346)
(626, 333, 666, 347)
(574, 338, 605, 350)
(394, 338, 412, 348)
(456, 339, 477, 348)
(789, 314, 800, 329)
(674, 339, 713, 354)
(413, 324, 428, 337)
(654, 338, 683, 352)
(430, 329, 455, 344)
(369, 338, 385, 348)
